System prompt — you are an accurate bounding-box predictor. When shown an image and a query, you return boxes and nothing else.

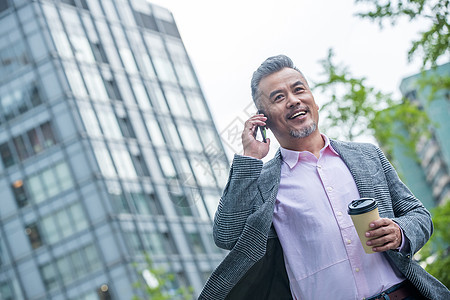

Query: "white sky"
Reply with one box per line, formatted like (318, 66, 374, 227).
(149, 0, 431, 160)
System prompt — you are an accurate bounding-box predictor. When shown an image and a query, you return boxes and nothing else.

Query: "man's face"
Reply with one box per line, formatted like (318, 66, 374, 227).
(257, 67, 319, 147)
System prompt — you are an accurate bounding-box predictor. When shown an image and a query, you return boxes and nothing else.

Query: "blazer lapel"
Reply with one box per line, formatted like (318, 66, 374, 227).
(258, 149, 283, 204)
(330, 140, 375, 200)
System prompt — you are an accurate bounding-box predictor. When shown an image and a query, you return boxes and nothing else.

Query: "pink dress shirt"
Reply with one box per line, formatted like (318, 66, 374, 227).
(272, 135, 405, 300)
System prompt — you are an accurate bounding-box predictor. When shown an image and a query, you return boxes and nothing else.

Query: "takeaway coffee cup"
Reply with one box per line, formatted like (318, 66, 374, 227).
(348, 198, 380, 254)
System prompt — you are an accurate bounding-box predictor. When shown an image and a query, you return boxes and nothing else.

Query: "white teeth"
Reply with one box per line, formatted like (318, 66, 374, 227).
(290, 111, 306, 119)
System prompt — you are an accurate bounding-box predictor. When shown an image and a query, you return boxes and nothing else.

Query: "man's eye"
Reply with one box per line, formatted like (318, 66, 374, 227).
(274, 94, 284, 101)
(294, 87, 304, 93)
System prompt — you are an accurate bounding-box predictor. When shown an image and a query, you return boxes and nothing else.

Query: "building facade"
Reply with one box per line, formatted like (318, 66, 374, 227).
(0, 0, 228, 299)
(389, 63, 450, 208)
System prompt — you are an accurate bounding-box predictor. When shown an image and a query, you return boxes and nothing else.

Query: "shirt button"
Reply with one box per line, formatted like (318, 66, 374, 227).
(336, 211, 342, 216)
(326, 186, 333, 192)
(347, 239, 352, 244)
(317, 165, 322, 169)
(355, 268, 360, 272)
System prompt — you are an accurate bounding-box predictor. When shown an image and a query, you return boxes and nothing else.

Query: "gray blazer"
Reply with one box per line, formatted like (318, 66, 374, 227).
(199, 140, 449, 300)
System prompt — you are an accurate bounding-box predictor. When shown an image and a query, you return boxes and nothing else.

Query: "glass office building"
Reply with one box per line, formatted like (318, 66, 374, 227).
(384, 63, 449, 209)
(399, 63, 450, 206)
(0, 0, 229, 299)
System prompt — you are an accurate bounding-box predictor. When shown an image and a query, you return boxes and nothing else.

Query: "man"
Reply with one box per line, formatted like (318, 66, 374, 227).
(199, 55, 449, 299)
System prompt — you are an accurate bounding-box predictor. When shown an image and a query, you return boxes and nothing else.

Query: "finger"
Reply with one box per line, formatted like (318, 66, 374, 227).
(248, 114, 267, 122)
(367, 223, 399, 238)
(366, 229, 401, 250)
(244, 122, 266, 139)
(366, 235, 393, 247)
(244, 118, 266, 129)
(369, 218, 390, 229)
(371, 241, 397, 252)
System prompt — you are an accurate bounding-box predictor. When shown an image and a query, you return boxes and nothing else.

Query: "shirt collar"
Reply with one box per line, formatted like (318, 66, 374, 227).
(280, 134, 340, 169)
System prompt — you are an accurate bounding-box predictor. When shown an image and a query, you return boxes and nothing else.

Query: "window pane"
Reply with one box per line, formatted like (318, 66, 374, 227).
(25, 223, 43, 249)
(152, 56, 176, 83)
(187, 232, 206, 254)
(147, 232, 164, 255)
(104, 77, 122, 101)
(131, 80, 151, 110)
(52, 31, 73, 59)
(70, 250, 85, 278)
(42, 168, 58, 198)
(0, 143, 15, 167)
(185, 93, 210, 121)
(115, 73, 136, 104)
(56, 257, 73, 284)
(212, 159, 229, 188)
(178, 123, 203, 152)
(15, 85, 29, 114)
(56, 209, 73, 238)
(96, 105, 122, 138)
(91, 42, 109, 64)
(118, 115, 136, 138)
(172, 195, 193, 216)
(132, 154, 149, 177)
(40, 122, 57, 147)
(173, 62, 197, 88)
(195, 198, 210, 221)
(146, 82, 168, 113)
(107, 181, 130, 214)
(165, 121, 182, 150)
(55, 162, 74, 191)
(78, 102, 102, 137)
(64, 63, 87, 97)
(82, 66, 108, 101)
(28, 175, 46, 203)
(29, 83, 42, 107)
(41, 215, 59, 244)
(71, 35, 95, 63)
(1, 93, 16, 121)
(83, 244, 100, 271)
(111, 148, 137, 179)
(0, 281, 14, 300)
(162, 233, 177, 254)
(69, 203, 88, 231)
(93, 143, 116, 177)
(13, 135, 30, 161)
(40, 263, 58, 290)
(27, 128, 43, 154)
(133, 193, 151, 215)
(148, 193, 164, 215)
(164, 87, 188, 117)
(158, 154, 176, 178)
(119, 48, 139, 73)
(144, 117, 165, 147)
(204, 192, 220, 218)
(102, 0, 119, 21)
(12, 180, 28, 207)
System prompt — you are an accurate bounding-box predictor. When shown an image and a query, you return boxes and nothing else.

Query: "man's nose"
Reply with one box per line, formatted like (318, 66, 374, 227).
(286, 93, 301, 108)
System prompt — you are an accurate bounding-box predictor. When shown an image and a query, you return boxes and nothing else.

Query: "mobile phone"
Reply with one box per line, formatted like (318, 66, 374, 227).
(257, 110, 267, 143)
(259, 126, 267, 143)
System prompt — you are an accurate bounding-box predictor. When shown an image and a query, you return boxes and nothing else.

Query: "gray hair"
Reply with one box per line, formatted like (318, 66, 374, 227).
(251, 55, 305, 110)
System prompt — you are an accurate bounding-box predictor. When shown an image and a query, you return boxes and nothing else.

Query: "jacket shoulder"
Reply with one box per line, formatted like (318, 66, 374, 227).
(330, 139, 379, 153)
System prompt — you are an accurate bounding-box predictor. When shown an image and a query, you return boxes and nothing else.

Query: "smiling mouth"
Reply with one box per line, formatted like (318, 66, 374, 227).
(288, 110, 307, 119)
